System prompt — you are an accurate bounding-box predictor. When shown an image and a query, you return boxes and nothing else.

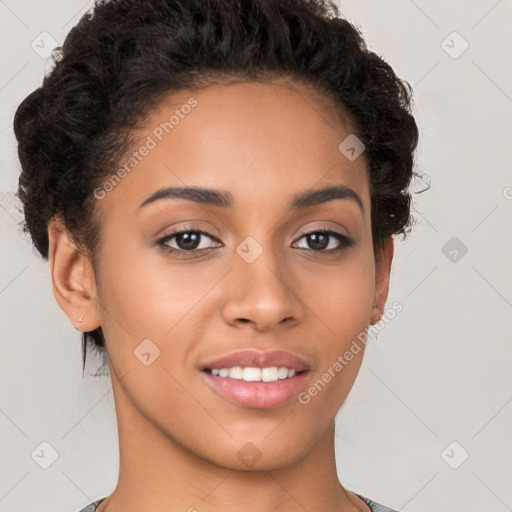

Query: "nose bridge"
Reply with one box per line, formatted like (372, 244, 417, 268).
(235, 232, 289, 299)
(221, 232, 300, 329)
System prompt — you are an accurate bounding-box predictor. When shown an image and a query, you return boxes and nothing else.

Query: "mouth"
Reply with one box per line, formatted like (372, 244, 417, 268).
(199, 349, 312, 409)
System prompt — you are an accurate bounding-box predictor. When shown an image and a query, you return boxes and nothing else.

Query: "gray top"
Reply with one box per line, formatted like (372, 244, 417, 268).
(78, 493, 399, 511)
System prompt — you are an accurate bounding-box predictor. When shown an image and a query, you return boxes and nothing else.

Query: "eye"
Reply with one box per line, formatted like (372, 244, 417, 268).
(157, 229, 221, 254)
(156, 227, 354, 256)
(293, 229, 354, 253)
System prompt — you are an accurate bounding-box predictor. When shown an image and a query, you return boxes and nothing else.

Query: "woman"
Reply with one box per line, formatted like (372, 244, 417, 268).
(13, 0, 420, 510)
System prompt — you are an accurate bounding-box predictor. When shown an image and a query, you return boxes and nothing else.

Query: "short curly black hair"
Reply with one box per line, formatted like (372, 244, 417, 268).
(13, 0, 422, 372)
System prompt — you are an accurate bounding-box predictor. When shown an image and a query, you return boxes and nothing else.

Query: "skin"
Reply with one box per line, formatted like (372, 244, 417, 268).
(48, 78, 393, 512)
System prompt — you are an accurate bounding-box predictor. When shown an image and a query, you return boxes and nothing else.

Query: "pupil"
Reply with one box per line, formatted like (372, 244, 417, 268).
(177, 232, 200, 250)
(309, 233, 328, 250)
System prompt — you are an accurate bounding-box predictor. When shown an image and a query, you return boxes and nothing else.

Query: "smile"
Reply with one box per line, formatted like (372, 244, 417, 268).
(208, 366, 298, 382)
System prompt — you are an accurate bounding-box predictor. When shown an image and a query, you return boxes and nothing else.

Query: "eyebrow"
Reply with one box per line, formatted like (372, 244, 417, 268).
(139, 184, 364, 215)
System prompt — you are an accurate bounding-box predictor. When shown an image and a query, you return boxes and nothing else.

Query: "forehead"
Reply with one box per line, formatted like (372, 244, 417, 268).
(99, 79, 370, 218)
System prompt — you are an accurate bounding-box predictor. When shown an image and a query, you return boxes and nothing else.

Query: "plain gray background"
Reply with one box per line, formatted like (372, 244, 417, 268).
(1, 1, 511, 511)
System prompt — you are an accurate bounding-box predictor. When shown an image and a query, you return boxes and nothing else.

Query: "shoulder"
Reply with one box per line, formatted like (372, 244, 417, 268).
(77, 494, 397, 512)
(354, 492, 400, 512)
(77, 497, 107, 512)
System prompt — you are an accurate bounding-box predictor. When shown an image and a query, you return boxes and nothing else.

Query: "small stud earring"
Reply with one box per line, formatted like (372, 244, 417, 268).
(78, 314, 84, 323)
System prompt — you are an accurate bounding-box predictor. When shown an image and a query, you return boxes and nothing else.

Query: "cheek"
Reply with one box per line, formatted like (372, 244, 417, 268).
(96, 238, 217, 341)
(95, 246, 215, 426)
(299, 253, 375, 398)
(304, 251, 376, 337)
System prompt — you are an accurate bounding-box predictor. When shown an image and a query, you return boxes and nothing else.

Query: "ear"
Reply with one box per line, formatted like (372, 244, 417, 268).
(47, 215, 101, 332)
(369, 235, 394, 325)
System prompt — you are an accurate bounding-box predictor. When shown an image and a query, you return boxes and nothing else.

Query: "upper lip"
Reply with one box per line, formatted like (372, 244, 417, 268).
(201, 349, 311, 372)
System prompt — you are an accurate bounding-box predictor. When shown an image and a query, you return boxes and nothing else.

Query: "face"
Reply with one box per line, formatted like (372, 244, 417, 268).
(54, 79, 393, 471)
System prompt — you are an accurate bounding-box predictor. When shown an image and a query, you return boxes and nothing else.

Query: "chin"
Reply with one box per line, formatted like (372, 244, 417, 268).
(193, 433, 313, 472)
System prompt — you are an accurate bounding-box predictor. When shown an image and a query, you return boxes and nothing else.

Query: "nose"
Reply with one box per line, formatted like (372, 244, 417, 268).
(220, 242, 303, 332)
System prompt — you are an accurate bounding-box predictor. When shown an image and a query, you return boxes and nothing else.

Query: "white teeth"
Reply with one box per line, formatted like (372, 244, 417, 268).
(243, 367, 261, 381)
(277, 367, 289, 379)
(261, 367, 278, 382)
(210, 366, 298, 381)
(228, 366, 243, 379)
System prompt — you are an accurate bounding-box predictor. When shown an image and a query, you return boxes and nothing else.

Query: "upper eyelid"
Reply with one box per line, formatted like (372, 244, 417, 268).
(159, 228, 219, 242)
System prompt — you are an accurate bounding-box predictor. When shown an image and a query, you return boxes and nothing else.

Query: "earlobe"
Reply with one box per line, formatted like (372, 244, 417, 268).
(370, 235, 394, 325)
(47, 215, 101, 332)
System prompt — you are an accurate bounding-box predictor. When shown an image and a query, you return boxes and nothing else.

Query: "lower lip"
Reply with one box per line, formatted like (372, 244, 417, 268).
(201, 370, 310, 409)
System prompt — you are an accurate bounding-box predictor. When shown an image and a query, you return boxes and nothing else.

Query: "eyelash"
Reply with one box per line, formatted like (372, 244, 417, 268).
(156, 227, 354, 257)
